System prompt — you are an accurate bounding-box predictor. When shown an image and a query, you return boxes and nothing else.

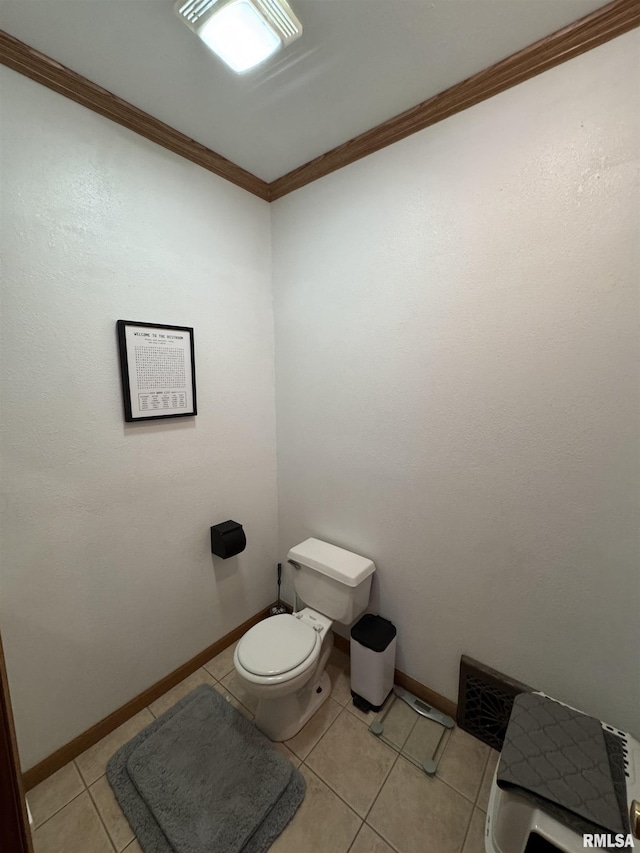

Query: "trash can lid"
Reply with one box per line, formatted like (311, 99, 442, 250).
(351, 614, 396, 652)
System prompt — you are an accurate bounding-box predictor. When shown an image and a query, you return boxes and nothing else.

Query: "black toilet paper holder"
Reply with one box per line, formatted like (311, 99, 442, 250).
(210, 520, 246, 559)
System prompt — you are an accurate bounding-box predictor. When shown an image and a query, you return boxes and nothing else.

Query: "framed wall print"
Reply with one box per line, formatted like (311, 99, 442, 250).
(116, 320, 197, 422)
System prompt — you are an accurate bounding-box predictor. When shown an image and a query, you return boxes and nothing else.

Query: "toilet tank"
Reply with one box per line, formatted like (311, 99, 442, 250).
(287, 538, 375, 624)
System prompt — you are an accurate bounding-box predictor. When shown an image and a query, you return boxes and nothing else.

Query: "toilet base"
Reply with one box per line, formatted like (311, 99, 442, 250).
(254, 669, 332, 742)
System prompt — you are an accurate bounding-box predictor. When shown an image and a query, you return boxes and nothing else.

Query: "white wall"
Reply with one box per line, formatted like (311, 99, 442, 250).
(272, 31, 640, 734)
(2, 28, 638, 771)
(0, 68, 278, 769)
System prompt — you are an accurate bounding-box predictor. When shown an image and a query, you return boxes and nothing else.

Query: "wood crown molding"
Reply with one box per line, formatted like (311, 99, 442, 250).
(269, 0, 640, 199)
(1, 0, 638, 202)
(0, 29, 270, 201)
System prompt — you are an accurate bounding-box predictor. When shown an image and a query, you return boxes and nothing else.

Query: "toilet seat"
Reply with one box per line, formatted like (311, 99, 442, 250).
(235, 614, 321, 685)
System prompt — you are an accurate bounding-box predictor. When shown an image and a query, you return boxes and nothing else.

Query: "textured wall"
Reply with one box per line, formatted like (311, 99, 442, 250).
(2, 27, 639, 773)
(272, 31, 640, 734)
(0, 68, 278, 769)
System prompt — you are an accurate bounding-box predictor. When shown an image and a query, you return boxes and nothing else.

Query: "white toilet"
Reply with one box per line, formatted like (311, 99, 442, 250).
(233, 537, 376, 741)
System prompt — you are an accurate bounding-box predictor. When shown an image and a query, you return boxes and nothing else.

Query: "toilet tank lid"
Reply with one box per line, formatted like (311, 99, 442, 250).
(287, 538, 375, 588)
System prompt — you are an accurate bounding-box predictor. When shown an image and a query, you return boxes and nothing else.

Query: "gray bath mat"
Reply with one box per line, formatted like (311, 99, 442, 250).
(106, 684, 305, 853)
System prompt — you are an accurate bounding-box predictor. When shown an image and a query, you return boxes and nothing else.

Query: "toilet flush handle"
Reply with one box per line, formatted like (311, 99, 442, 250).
(288, 560, 301, 571)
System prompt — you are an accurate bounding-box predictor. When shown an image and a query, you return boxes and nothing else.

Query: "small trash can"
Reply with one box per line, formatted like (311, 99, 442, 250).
(350, 614, 397, 712)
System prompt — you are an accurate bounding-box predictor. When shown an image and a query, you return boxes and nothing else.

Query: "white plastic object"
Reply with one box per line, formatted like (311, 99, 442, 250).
(486, 717, 640, 853)
(237, 613, 317, 676)
(287, 538, 375, 587)
(350, 633, 397, 708)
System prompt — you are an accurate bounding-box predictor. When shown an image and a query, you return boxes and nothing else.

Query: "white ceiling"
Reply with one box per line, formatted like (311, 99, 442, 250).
(1, 0, 609, 182)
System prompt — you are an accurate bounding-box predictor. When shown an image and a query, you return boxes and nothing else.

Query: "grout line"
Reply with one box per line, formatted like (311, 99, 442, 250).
(29, 788, 119, 852)
(361, 818, 404, 853)
(361, 745, 402, 829)
(28, 786, 87, 835)
(31, 668, 247, 851)
(38, 665, 477, 853)
(345, 829, 361, 853)
(148, 668, 218, 717)
(295, 730, 330, 765)
(87, 780, 120, 853)
(285, 696, 343, 762)
(214, 679, 254, 719)
(360, 706, 403, 824)
(348, 705, 472, 824)
(300, 704, 399, 826)
(437, 771, 482, 806)
(203, 661, 235, 681)
(295, 697, 348, 762)
(72, 757, 95, 790)
(314, 777, 365, 853)
(361, 747, 404, 853)
(79, 661, 474, 853)
(432, 727, 488, 806)
(75, 759, 93, 789)
(298, 761, 364, 831)
(474, 748, 500, 814)
(357, 744, 478, 853)
(300, 760, 359, 815)
(456, 800, 476, 853)
(358, 720, 479, 850)
(473, 748, 491, 809)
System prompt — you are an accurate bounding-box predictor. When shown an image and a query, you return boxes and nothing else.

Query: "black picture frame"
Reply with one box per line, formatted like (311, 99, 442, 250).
(116, 320, 197, 422)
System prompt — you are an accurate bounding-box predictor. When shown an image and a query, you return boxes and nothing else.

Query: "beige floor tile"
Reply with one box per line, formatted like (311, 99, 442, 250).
(329, 645, 350, 670)
(89, 775, 134, 852)
(476, 748, 499, 812)
(148, 668, 215, 718)
(220, 669, 259, 715)
(213, 681, 253, 719)
(373, 695, 417, 751)
(345, 699, 377, 726)
(27, 762, 84, 829)
(437, 726, 489, 802)
(462, 807, 487, 853)
(76, 709, 154, 787)
(273, 741, 302, 767)
(202, 641, 238, 681)
(123, 842, 142, 853)
(403, 716, 450, 769)
(32, 790, 114, 853)
(285, 697, 342, 760)
(306, 709, 396, 818)
(269, 765, 361, 853)
(326, 659, 352, 706)
(351, 823, 396, 853)
(368, 757, 472, 853)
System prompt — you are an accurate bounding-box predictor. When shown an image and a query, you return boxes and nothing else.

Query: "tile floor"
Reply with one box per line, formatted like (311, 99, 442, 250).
(27, 644, 498, 853)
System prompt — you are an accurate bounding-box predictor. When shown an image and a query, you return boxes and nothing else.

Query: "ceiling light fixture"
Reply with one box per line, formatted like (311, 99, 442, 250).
(175, 0, 302, 74)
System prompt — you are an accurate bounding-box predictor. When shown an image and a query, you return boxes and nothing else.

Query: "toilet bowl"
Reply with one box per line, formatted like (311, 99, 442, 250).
(234, 608, 333, 740)
(234, 538, 376, 741)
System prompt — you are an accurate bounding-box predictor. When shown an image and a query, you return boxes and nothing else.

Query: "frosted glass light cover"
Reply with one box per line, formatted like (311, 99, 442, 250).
(198, 0, 282, 73)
